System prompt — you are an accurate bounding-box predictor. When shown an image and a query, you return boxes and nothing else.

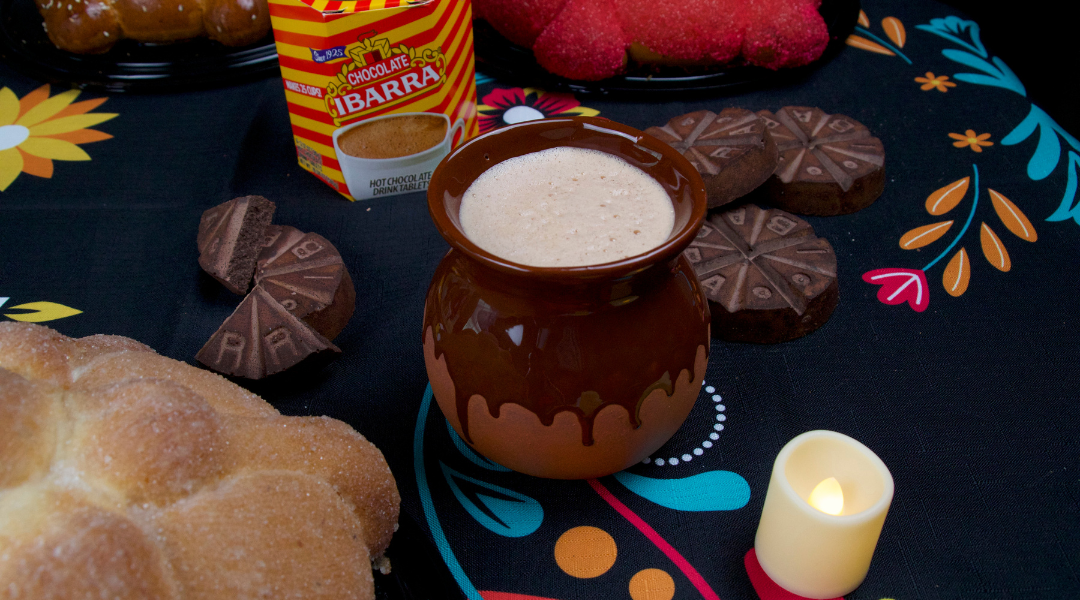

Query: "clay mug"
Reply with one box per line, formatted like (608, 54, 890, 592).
(423, 116, 711, 479)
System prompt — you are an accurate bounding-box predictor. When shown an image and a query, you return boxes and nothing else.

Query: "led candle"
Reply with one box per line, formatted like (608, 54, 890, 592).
(754, 430, 894, 599)
(808, 477, 844, 515)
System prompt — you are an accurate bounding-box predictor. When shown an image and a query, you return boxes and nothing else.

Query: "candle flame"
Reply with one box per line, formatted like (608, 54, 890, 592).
(808, 477, 844, 515)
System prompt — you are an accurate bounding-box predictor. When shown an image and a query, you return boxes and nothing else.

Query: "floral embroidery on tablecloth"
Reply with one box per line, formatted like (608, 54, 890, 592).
(476, 87, 599, 134)
(0, 299, 82, 323)
(915, 72, 956, 92)
(915, 15, 1079, 224)
(949, 130, 993, 152)
(864, 165, 1038, 309)
(0, 84, 117, 192)
(846, 11, 912, 64)
(850, 6, 1074, 312)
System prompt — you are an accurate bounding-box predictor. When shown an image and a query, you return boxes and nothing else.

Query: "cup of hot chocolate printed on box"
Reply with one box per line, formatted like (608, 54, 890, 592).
(333, 112, 464, 200)
(269, 0, 478, 201)
(423, 117, 712, 480)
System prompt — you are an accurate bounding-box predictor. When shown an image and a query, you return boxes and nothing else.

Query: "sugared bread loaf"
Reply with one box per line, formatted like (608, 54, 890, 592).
(0, 322, 399, 599)
(35, 0, 271, 54)
(474, 0, 830, 81)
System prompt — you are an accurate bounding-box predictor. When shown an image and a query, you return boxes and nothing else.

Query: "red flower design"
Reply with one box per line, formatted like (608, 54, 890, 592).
(863, 268, 930, 312)
(477, 88, 599, 133)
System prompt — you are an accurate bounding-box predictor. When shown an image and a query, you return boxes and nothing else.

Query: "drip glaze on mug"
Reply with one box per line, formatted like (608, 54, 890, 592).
(423, 117, 711, 479)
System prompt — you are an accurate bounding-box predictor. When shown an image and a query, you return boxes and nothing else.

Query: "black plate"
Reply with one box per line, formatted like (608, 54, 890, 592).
(474, 0, 860, 97)
(375, 511, 466, 600)
(0, 0, 279, 92)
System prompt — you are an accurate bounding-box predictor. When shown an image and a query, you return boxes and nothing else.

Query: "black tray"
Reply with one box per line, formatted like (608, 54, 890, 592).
(0, 0, 279, 92)
(474, 0, 860, 97)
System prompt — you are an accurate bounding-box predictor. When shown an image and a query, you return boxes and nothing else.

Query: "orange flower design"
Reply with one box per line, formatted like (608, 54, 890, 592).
(915, 72, 956, 92)
(0, 85, 117, 192)
(949, 130, 993, 152)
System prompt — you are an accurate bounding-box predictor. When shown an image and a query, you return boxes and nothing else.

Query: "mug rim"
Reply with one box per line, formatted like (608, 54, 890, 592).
(333, 111, 453, 164)
(427, 116, 708, 280)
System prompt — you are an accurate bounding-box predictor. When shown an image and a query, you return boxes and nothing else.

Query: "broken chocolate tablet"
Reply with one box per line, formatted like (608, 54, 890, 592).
(195, 285, 340, 379)
(257, 224, 307, 269)
(756, 107, 885, 216)
(686, 204, 838, 343)
(255, 226, 356, 341)
(645, 108, 779, 209)
(197, 196, 276, 294)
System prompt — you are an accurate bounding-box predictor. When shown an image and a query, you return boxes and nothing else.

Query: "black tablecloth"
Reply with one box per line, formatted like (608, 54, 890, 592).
(1, 0, 1078, 598)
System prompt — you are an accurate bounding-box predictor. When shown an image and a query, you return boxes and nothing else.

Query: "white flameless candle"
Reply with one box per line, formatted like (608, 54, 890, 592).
(808, 477, 844, 515)
(755, 430, 894, 599)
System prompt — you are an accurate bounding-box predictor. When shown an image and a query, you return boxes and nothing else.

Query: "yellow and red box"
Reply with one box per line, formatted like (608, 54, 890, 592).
(269, 0, 478, 201)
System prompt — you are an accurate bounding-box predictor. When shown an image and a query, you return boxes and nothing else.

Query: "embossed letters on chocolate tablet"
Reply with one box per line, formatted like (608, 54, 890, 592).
(255, 227, 346, 325)
(646, 108, 779, 208)
(686, 205, 837, 317)
(196, 286, 339, 379)
(650, 109, 767, 174)
(758, 107, 884, 193)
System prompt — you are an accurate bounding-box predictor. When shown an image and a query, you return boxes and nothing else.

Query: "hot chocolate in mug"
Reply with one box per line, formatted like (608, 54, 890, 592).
(422, 117, 712, 479)
(333, 112, 464, 201)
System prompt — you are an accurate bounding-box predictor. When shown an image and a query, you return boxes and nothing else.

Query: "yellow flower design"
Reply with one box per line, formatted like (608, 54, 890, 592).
(0, 85, 117, 192)
(949, 129, 993, 152)
(915, 72, 956, 92)
(4, 301, 83, 323)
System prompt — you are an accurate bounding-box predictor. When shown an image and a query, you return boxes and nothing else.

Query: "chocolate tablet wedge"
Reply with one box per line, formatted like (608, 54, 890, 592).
(756, 107, 885, 216)
(686, 204, 838, 343)
(257, 224, 308, 267)
(255, 226, 356, 341)
(196, 285, 340, 379)
(197, 196, 276, 294)
(645, 108, 779, 209)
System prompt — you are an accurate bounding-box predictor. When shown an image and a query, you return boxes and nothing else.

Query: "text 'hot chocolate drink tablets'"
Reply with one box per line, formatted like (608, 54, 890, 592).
(458, 147, 675, 267)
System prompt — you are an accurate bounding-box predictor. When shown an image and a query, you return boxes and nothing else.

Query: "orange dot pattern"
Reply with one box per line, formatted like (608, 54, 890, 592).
(629, 568, 676, 600)
(553, 526, 617, 579)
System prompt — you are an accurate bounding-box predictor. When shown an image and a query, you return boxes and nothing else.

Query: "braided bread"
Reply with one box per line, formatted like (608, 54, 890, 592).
(474, 0, 830, 81)
(35, 0, 270, 54)
(0, 322, 399, 599)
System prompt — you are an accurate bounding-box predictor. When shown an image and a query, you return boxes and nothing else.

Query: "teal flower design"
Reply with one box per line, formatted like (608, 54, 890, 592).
(918, 16, 1079, 226)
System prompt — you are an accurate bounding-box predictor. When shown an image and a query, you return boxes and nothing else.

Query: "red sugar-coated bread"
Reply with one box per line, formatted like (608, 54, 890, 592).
(475, 0, 570, 48)
(741, 0, 833, 69)
(619, 0, 743, 65)
(0, 322, 400, 600)
(534, 0, 629, 82)
(475, 0, 831, 80)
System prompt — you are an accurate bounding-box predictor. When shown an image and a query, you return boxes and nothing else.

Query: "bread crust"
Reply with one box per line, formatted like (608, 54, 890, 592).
(0, 323, 399, 599)
(35, 0, 271, 53)
(475, 0, 830, 80)
(202, 0, 270, 46)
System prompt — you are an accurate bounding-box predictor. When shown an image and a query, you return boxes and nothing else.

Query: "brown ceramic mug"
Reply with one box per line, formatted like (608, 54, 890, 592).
(423, 116, 710, 479)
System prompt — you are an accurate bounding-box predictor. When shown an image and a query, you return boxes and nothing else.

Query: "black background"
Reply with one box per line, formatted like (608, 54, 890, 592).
(942, 0, 1078, 135)
(1, 1, 1078, 598)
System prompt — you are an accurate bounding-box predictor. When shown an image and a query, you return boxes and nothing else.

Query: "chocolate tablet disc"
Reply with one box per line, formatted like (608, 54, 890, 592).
(196, 286, 340, 379)
(686, 204, 838, 343)
(756, 107, 885, 216)
(197, 196, 276, 294)
(255, 227, 355, 341)
(257, 225, 308, 269)
(646, 108, 779, 209)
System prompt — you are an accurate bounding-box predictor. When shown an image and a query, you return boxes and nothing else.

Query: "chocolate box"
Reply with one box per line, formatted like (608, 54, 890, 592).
(269, 0, 478, 201)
